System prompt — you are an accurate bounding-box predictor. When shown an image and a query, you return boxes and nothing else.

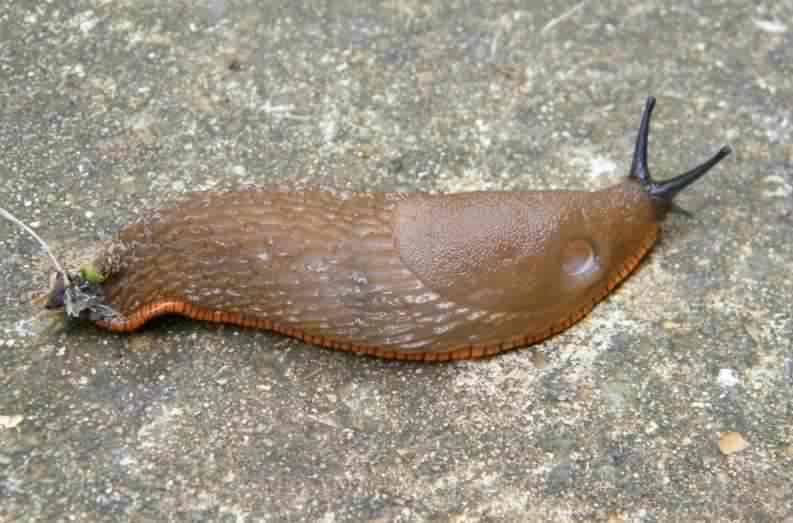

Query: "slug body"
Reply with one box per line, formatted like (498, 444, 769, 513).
(59, 98, 731, 360)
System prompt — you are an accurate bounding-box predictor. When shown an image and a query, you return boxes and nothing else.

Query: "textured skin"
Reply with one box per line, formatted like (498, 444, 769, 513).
(92, 182, 663, 360)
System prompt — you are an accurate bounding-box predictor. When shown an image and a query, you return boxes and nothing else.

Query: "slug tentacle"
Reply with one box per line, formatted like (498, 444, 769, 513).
(628, 97, 656, 184)
(46, 97, 731, 361)
(647, 146, 732, 202)
(628, 96, 732, 205)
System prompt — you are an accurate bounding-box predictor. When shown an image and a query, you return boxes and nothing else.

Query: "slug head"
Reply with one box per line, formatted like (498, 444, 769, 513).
(586, 97, 732, 291)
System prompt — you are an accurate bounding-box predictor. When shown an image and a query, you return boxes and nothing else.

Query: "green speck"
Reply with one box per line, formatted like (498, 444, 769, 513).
(80, 264, 106, 283)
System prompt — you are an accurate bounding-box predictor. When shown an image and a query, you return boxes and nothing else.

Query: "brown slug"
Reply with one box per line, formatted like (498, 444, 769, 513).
(49, 97, 730, 361)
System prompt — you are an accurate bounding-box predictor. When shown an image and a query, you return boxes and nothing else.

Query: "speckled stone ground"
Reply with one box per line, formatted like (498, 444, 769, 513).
(1, 1, 791, 522)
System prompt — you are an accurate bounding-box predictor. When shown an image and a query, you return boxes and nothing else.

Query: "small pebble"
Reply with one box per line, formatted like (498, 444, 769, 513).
(718, 432, 749, 455)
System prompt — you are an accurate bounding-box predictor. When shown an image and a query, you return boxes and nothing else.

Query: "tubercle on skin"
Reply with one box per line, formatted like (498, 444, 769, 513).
(93, 226, 658, 361)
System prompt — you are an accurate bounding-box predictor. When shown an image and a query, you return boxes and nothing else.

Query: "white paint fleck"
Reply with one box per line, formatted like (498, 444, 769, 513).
(762, 175, 792, 198)
(80, 17, 98, 33)
(118, 453, 138, 467)
(70, 11, 99, 33)
(476, 119, 492, 148)
(753, 19, 787, 34)
(320, 111, 339, 144)
(14, 318, 38, 337)
(717, 368, 739, 389)
(588, 155, 617, 178)
(0, 415, 23, 430)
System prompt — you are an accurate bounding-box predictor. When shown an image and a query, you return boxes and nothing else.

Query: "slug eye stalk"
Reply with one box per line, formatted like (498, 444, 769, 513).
(628, 96, 732, 202)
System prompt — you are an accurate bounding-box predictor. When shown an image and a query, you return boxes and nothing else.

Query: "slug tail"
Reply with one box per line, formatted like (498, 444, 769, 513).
(628, 96, 731, 204)
(44, 271, 126, 326)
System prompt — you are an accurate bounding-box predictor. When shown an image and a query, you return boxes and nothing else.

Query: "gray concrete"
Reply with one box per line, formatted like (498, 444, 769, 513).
(1, 0, 791, 521)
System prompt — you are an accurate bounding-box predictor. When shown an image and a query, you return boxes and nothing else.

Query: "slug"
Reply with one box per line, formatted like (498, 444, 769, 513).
(49, 97, 730, 361)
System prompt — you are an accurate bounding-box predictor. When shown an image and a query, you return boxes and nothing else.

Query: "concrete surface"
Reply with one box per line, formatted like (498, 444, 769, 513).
(1, 0, 791, 521)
